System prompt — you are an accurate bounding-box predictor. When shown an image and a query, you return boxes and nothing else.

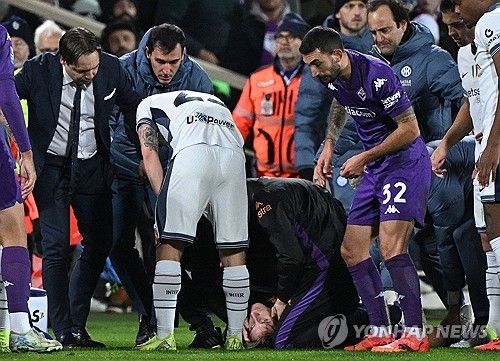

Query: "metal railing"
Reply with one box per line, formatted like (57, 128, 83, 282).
(0, 0, 247, 89)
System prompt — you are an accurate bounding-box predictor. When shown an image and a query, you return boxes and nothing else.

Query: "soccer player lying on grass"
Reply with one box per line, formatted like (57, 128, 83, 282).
(244, 177, 401, 349)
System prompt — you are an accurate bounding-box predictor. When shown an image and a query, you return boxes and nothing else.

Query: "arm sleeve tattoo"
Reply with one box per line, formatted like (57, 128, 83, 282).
(325, 98, 347, 144)
(393, 107, 415, 125)
(139, 124, 159, 153)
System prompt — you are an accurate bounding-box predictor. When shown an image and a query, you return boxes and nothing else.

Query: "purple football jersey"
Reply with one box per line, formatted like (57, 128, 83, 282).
(0, 24, 14, 160)
(327, 50, 426, 170)
(0, 25, 24, 210)
(0, 25, 14, 82)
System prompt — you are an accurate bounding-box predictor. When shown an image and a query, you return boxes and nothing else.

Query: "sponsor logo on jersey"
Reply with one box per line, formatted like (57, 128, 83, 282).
(485, 28, 493, 38)
(381, 91, 401, 109)
(400, 79, 411, 87)
(384, 205, 400, 214)
(256, 202, 272, 218)
(357, 87, 366, 100)
(400, 65, 412, 77)
(465, 88, 480, 98)
(486, 33, 500, 47)
(328, 83, 338, 91)
(373, 78, 387, 91)
(344, 106, 376, 118)
(186, 112, 235, 129)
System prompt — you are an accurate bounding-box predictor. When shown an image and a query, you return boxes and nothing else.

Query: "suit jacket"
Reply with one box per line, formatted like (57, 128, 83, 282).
(15, 51, 141, 174)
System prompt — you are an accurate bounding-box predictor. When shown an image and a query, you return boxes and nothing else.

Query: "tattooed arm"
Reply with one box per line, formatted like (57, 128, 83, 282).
(138, 123, 164, 195)
(340, 106, 420, 178)
(314, 98, 347, 187)
(325, 98, 347, 146)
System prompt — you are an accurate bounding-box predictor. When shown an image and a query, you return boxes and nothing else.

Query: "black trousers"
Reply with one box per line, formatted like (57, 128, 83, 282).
(34, 154, 112, 335)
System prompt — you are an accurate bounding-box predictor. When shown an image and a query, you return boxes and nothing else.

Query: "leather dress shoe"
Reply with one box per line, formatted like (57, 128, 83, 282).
(71, 328, 105, 348)
(57, 331, 77, 348)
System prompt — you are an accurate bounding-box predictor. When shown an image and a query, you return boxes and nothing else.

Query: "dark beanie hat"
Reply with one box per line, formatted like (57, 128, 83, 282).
(1, 15, 33, 46)
(276, 12, 311, 39)
(334, 0, 368, 15)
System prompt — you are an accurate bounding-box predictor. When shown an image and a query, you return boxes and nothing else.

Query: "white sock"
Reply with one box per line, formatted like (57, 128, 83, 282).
(223, 265, 249, 338)
(0, 247, 10, 333)
(486, 251, 500, 334)
(10, 313, 30, 334)
(491, 237, 500, 275)
(153, 260, 181, 338)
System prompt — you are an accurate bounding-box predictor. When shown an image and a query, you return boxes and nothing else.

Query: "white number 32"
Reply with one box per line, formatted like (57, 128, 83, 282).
(382, 182, 407, 204)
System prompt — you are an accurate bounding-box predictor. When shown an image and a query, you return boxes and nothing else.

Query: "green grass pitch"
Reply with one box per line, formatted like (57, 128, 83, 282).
(1, 312, 497, 360)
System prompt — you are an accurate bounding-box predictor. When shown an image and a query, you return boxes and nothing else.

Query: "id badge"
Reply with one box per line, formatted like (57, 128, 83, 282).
(261, 94, 273, 116)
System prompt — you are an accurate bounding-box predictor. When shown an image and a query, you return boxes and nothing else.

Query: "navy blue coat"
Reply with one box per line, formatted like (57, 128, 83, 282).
(110, 28, 214, 180)
(15, 51, 141, 175)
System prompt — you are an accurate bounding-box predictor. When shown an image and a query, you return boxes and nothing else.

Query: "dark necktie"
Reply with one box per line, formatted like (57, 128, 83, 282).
(69, 83, 82, 193)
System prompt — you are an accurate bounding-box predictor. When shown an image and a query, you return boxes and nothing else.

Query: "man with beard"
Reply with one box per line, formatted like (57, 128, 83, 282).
(294, 0, 373, 182)
(233, 12, 310, 178)
(300, 26, 431, 352)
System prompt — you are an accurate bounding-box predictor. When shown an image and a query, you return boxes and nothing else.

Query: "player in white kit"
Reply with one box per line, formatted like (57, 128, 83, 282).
(136, 90, 249, 351)
(433, 0, 500, 350)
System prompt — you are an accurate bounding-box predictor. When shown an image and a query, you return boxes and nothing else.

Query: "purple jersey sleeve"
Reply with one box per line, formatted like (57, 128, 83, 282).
(0, 25, 31, 153)
(373, 65, 412, 120)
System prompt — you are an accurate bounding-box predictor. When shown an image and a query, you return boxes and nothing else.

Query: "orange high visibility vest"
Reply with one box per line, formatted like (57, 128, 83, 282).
(233, 64, 302, 178)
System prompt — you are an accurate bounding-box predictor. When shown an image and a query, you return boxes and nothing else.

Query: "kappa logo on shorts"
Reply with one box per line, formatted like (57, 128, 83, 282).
(384, 205, 400, 214)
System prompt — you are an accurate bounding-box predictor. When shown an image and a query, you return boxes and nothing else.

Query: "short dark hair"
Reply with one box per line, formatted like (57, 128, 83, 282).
(100, 20, 139, 53)
(299, 26, 344, 55)
(367, 0, 409, 26)
(440, 0, 455, 14)
(59, 27, 101, 64)
(146, 23, 185, 54)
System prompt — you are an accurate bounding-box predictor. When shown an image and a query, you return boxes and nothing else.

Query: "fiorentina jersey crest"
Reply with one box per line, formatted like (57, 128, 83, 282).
(357, 87, 366, 101)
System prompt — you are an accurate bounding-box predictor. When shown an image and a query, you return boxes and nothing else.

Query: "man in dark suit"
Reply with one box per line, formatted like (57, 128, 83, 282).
(15, 27, 141, 348)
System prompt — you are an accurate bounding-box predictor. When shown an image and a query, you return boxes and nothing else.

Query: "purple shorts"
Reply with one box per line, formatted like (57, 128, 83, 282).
(0, 144, 23, 211)
(347, 153, 431, 227)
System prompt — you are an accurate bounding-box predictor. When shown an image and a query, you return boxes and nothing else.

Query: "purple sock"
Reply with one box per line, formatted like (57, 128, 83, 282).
(348, 258, 389, 327)
(1, 246, 30, 313)
(385, 253, 423, 328)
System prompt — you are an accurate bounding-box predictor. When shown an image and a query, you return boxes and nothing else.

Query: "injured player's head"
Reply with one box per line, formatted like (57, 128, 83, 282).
(243, 303, 277, 349)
